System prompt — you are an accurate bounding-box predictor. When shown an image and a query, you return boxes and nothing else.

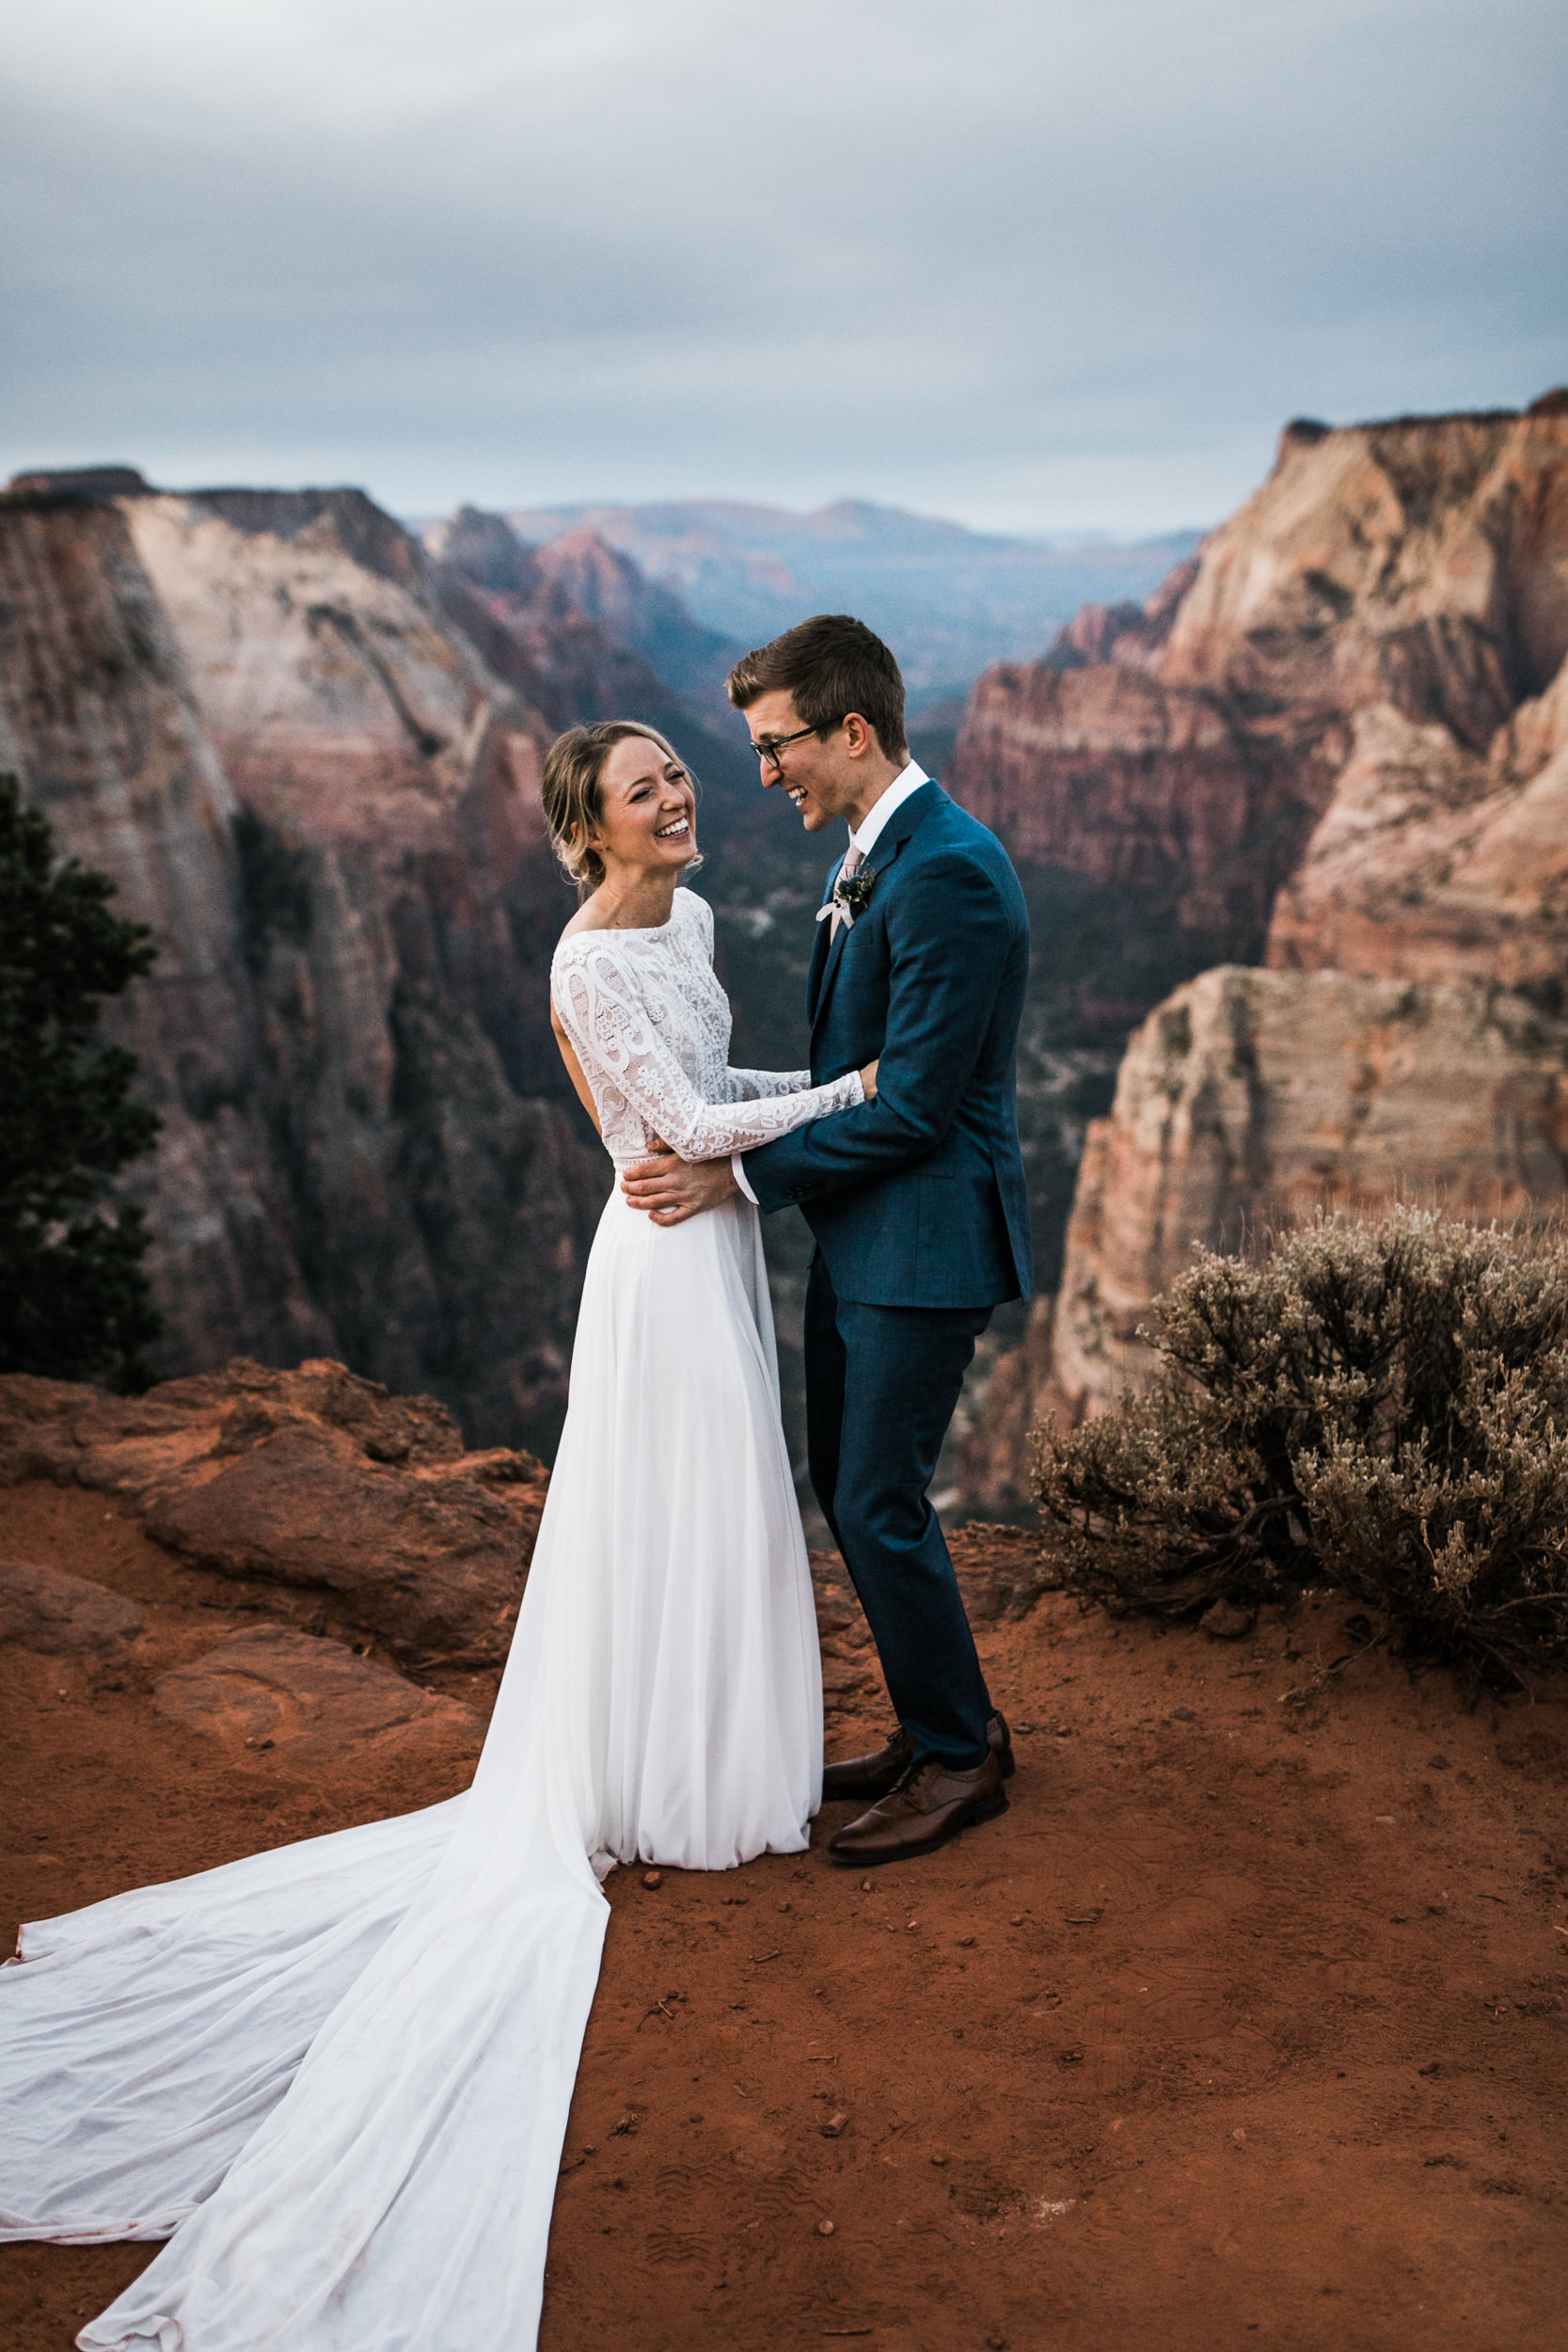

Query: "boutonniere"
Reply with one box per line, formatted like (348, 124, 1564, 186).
(816, 866, 877, 939)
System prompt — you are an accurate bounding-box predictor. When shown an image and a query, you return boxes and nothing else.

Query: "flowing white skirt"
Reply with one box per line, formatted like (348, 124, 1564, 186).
(0, 1188, 823, 2351)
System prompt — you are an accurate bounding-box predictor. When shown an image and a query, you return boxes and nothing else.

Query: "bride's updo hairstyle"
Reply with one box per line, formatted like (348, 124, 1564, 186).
(542, 721, 701, 896)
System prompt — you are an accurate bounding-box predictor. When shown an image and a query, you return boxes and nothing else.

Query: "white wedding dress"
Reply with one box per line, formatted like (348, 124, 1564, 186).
(0, 887, 863, 2352)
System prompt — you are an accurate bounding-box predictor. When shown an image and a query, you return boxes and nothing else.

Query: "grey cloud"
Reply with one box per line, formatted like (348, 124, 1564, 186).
(1, 0, 1563, 530)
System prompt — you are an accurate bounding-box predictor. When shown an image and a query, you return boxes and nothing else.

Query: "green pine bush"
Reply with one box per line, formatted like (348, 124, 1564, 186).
(1031, 1208, 1568, 1686)
(0, 774, 164, 1386)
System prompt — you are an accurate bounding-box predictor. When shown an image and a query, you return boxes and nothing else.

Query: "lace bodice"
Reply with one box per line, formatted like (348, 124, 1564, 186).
(551, 888, 863, 1166)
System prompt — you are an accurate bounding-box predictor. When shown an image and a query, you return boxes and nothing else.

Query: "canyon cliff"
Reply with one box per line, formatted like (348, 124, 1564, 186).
(422, 507, 707, 739)
(1266, 654, 1568, 986)
(1051, 968, 1568, 1422)
(426, 513, 740, 717)
(0, 477, 606, 1449)
(948, 394, 1568, 1492)
(0, 473, 863, 1495)
(951, 394, 1568, 1016)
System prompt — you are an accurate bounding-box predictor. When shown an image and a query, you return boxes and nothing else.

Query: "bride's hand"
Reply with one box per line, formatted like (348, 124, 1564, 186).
(860, 1058, 879, 1099)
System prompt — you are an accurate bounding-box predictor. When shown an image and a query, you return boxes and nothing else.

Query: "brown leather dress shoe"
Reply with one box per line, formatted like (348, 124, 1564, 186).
(988, 1708, 1016, 1781)
(826, 1748, 1007, 1867)
(821, 1711, 1014, 1804)
(821, 1725, 915, 1803)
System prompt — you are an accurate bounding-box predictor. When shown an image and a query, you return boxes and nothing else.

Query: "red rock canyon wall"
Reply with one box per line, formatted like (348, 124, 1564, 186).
(946, 394, 1568, 1464)
(0, 484, 606, 1447)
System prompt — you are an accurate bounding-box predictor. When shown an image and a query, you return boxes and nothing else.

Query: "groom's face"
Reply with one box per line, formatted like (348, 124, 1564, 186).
(745, 690, 864, 834)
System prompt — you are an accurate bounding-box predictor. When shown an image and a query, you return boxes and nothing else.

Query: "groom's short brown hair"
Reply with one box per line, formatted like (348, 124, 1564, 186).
(727, 614, 909, 762)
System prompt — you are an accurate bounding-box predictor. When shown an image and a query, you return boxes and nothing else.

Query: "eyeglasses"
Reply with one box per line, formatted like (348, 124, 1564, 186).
(752, 723, 824, 775)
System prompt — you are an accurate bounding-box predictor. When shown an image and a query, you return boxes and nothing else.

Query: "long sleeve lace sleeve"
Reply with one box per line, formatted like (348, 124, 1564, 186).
(552, 936, 863, 1162)
(723, 1066, 815, 1101)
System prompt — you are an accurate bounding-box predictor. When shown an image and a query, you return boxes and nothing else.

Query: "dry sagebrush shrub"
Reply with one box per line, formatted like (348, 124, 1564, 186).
(1030, 1209, 1568, 1686)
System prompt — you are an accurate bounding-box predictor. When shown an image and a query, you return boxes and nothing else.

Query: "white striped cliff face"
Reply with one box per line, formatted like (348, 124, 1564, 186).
(125, 491, 542, 860)
(0, 483, 605, 1450)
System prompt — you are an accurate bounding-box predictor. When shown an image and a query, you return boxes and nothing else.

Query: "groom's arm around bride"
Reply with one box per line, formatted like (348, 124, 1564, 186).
(624, 614, 1031, 1866)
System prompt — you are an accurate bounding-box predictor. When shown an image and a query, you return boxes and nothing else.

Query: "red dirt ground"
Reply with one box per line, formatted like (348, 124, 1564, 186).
(3, 1481, 1566, 2352)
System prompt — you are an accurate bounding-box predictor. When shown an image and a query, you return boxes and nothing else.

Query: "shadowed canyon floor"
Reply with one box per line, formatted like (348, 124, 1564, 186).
(2, 1484, 1564, 2352)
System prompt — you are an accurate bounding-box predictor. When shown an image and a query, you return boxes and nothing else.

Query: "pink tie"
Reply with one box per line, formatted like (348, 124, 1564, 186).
(841, 842, 864, 879)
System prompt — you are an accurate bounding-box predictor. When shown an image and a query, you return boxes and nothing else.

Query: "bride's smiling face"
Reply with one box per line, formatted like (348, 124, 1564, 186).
(589, 737, 696, 877)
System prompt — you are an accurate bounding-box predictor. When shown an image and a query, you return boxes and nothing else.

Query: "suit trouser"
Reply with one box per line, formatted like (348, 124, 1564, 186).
(803, 1251, 994, 1769)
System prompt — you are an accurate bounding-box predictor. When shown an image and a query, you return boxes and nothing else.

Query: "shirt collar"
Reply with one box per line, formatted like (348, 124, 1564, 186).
(848, 758, 929, 859)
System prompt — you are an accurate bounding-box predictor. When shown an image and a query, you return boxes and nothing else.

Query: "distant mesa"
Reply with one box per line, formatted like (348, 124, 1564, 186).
(6, 464, 153, 500)
(420, 501, 738, 732)
(501, 496, 1204, 698)
(425, 503, 542, 596)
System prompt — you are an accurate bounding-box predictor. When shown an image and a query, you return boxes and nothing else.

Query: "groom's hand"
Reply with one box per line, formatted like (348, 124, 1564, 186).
(621, 1145, 738, 1226)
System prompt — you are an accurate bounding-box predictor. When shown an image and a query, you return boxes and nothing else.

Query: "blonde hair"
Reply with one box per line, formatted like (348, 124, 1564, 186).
(541, 721, 701, 895)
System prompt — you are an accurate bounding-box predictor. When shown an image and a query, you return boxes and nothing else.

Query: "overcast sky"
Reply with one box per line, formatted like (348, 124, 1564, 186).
(3, 0, 1564, 535)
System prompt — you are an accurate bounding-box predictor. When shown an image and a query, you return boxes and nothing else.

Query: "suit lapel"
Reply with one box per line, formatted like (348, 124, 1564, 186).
(814, 871, 860, 1009)
(808, 783, 943, 1044)
(806, 850, 847, 1025)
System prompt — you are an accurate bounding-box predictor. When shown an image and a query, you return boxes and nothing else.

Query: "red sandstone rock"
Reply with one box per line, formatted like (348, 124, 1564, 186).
(527, 528, 740, 715)
(1268, 661, 1568, 984)
(951, 660, 1280, 904)
(8, 1461, 1563, 2351)
(424, 504, 737, 732)
(0, 1559, 145, 1657)
(0, 1361, 548, 1666)
(144, 1427, 534, 1665)
(948, 397, 1568, 1462)
(950, 400, 1568, 973)
(152, 1623, 483, 1765)
(808, 1550, 882, 1715)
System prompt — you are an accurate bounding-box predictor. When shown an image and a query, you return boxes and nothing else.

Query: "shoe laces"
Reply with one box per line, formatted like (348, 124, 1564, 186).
(893, 1748, 993, 1799)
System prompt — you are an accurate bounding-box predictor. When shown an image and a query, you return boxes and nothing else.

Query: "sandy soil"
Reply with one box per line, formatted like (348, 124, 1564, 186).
(3, 1480, 1566, 2352)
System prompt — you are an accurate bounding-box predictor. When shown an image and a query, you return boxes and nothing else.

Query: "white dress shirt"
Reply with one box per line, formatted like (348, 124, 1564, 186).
(844, 755, 929, 860)
(732, 759, 930, 1203)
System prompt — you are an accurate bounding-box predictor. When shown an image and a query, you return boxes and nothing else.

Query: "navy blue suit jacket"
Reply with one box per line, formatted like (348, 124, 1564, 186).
(741, 780, 1032, 1310)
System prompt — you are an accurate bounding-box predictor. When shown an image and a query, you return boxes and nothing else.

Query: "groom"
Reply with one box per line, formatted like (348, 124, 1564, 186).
(622, 614, 1032, 1867)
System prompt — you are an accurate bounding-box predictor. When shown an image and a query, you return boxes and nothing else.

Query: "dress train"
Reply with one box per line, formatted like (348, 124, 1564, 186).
(0, 1188, 823, 2350)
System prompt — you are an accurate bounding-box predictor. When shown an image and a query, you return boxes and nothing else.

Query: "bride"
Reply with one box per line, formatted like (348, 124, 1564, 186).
(0, 720, 874, 2351)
